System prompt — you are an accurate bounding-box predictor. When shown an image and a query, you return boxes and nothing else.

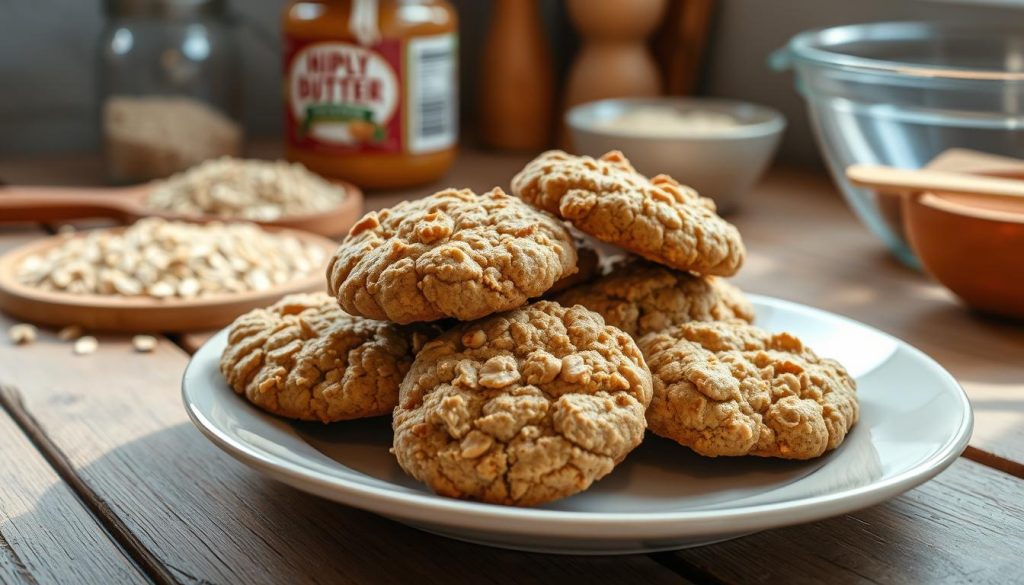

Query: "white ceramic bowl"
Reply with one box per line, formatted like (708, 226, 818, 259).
(567, 97, 785, 214)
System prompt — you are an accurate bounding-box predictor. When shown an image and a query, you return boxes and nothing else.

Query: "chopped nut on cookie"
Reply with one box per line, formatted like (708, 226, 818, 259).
(511, 150, 745, 277)
(638, 320, 858, 460)
(392, 301, 653, 506)
(327, 188, 578, 324)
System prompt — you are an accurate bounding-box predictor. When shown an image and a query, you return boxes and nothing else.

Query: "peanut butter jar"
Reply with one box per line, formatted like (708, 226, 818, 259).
(283, 0, 458, 189)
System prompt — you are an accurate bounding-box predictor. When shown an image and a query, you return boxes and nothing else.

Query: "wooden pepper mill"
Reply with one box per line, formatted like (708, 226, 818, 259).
(478, 0, 555, 151)
(563, 0, 667, 111)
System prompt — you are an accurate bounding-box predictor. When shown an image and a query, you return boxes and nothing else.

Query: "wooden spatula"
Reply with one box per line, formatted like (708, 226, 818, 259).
(846, 164, 1024, 204)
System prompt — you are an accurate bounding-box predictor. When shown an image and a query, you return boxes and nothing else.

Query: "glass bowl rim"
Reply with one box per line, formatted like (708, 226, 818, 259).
(785, 21, 1024, 82)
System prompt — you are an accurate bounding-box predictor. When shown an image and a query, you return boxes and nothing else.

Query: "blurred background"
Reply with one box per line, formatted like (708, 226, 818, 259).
(3, 0, 1023, 165)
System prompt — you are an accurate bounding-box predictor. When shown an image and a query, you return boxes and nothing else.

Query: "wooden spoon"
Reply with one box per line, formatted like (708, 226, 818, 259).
(0, 181, 364, 238)
(846, 164, 1024, 204)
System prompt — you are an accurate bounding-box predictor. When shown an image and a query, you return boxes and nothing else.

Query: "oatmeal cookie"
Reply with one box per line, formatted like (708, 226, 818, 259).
(510, 150, 744, 276)
(554, 258, 754, 337)
(220, 293, 436, 422)
(392, 301, 653, 506)
(547, 243, 599, 295)
(328, 188, 577, 324)
(639, 320, 858, 459)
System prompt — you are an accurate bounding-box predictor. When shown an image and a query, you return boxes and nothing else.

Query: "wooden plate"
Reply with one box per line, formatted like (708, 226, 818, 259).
(0, 227, 338, 332)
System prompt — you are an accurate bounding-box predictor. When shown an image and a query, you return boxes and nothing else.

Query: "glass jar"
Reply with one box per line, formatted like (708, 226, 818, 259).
(98, 0, 243, 183)
(283, 0, 458, 189)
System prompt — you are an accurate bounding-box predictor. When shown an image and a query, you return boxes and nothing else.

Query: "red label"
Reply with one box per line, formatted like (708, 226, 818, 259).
(284, 38, 403, 155)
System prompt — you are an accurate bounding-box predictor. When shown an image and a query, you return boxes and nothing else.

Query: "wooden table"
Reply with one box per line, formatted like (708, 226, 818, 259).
(1, 150, 1022, 585)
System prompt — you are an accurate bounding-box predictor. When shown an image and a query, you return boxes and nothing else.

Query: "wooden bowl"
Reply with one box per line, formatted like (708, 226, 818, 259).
(0, 227, 338, 332)
(903, 188, 1024, 319)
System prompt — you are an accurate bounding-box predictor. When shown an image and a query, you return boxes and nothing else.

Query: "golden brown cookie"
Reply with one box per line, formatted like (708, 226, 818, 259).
(554, 258, 754, 337)
(220, 293, 436, 422)
(328, 188, 577, 324)
(639, 320, 858, 459)
(392, 301, 653, 506)
(511, 150, 745, 276)
(547, 243, 599, 295)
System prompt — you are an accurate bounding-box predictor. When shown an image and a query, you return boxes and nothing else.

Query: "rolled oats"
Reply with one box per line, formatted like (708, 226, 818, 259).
(8, 323, 37, 345)
(74, 335, 99, 355)
(132, 335, 158, 353)
(16, 218, 327, 300)
(57, 325, 84, 341)
(145, 158, 346, 220)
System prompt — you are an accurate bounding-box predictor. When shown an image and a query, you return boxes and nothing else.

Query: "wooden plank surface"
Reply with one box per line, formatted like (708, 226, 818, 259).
(0, 390, 148, 585)
(4, 294, 1023, 585)
(670, 458, 1024, 585)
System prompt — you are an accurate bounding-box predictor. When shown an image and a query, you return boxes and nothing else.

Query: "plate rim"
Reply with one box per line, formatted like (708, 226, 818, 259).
(182, 294, 974, 538)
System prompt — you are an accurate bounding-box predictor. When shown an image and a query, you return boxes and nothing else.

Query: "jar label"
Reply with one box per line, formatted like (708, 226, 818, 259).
(284, 34, 457, 155)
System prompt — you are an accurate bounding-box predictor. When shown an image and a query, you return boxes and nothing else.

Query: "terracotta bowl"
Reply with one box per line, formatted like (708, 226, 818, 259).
(903, 188, 1024, 319)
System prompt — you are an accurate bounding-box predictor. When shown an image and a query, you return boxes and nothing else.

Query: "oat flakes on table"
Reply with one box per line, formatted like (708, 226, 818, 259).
(392, 301, 653, 506)
(638, 319, 858, 460)
(511, 150, 745, 277)
(8, 323, 37, 345)
(327, 188, 578, 324)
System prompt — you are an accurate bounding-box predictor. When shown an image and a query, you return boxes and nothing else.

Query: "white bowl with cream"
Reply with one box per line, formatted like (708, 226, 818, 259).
(567, 98, 785, 213)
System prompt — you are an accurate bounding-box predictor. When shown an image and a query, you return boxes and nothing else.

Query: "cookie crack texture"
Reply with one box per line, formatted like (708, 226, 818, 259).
(392, 301, 653, 506)
(511, 150, 745, 277)
(327, 187, 578, 324)
(554, 257, 754, 337)
(638, 320, 859, 460)
(220, 293, 437, 422)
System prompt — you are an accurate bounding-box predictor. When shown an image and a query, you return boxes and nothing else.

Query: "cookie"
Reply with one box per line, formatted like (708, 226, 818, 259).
(328, 187, 577, 324)
(392, 301, 653, 506)
(547, 242, 599, 295)
(511, 150, 745, 276)
(554, 258, 754, 337)
(220, 293, 436, 422)
(639, 320, 858, 459)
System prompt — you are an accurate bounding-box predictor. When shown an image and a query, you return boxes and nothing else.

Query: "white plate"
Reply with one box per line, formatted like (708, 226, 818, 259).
(182, 295, 973, 554)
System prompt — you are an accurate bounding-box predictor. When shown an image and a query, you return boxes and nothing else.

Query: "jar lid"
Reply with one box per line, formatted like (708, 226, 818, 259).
(105, 0, 226, 17)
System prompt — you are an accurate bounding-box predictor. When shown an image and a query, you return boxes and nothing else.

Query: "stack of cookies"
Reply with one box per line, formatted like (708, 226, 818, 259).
(515, 151, 858, 462)
(219, 150, 859, 507)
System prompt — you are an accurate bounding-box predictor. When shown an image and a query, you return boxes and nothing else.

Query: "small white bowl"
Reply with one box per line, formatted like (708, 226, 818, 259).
(567, 97, 785, 213)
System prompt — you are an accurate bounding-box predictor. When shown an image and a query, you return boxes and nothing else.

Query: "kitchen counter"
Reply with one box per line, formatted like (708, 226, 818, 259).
(0, 149, 1021, 584)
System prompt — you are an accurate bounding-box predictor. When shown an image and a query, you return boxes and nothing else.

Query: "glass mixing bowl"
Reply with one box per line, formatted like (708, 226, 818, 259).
(773, 22, 1024, 267)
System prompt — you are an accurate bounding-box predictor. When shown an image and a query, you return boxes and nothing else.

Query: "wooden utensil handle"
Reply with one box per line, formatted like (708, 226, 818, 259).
(847, 164, 1024, 200)
(0, 187, 137, 223)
